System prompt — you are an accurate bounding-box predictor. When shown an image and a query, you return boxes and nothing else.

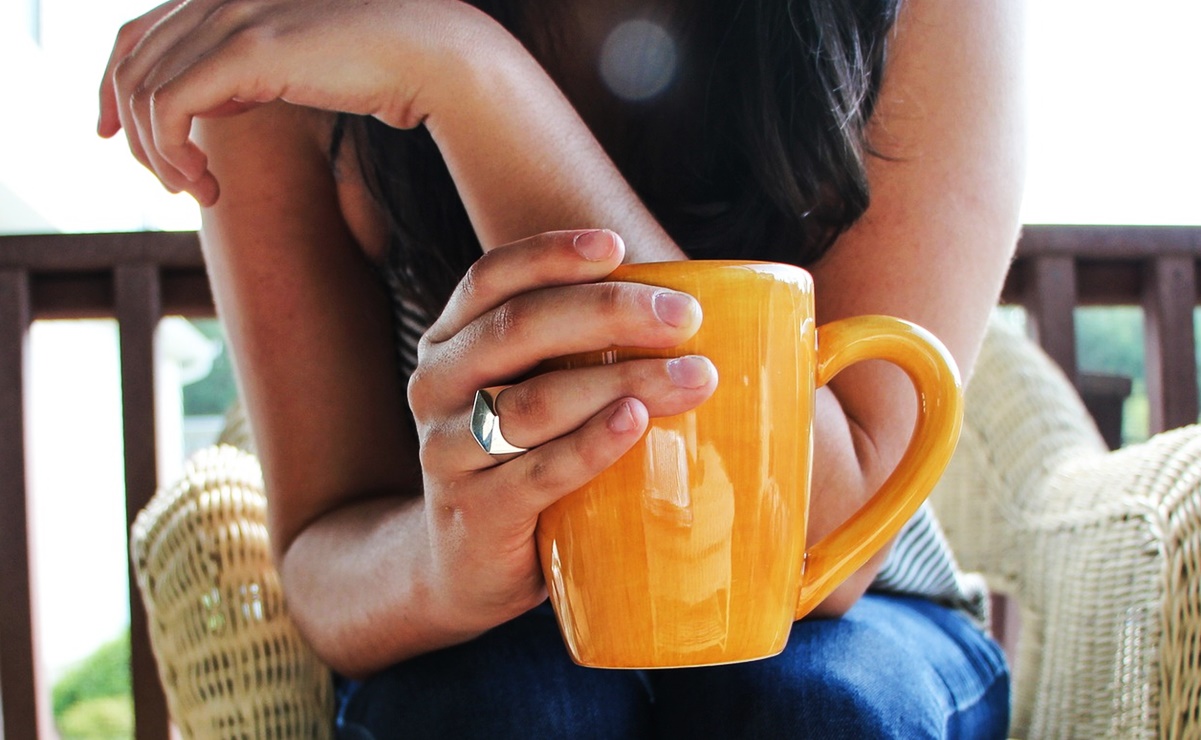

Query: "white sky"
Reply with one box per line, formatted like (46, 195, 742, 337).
(2, 0, 1199, 683)
(1022, 0, 1201, 225)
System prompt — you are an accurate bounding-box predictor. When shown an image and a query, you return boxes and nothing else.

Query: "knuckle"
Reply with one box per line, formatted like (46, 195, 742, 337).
(503, 386, 547, 428)
(570, 430, 610, 472)
(525, 432, 610, 498)
(417, 429, 450, 475)
(236, 20, 277, 49)
(486, 299, 526, 345)
(524, 457, 564, 493)
(147, 84, 172, 114)
(210, 0, 259, 29)
(406, 366, 433, 420)
(130, 85, 151, 112)
(113, 57, 135, 89)
(459, 251, 499, 304)
(226, 25, 267, 57)
(616, 359, 649, 392)
(414, 331, 435, 365)
(116, 20, 145, 46)
(407, 360, 443, 413)
(456, 259, 484, 303)
(527, 230, 565, 254)
(591, 281, 626, 320)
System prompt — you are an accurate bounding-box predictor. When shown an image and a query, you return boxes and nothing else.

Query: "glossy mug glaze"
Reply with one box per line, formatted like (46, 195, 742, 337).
(536, 261, 963, 668)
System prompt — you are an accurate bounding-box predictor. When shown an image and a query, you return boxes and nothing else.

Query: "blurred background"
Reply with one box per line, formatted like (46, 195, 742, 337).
(1, 0, 1199, 736)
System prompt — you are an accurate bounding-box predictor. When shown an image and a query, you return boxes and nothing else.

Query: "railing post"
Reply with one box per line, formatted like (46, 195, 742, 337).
(115, 264, 170, 740)
(1024, 255, 1079, 385)
(1143, 255, 1199, 432)
(0, 269, 40, 740)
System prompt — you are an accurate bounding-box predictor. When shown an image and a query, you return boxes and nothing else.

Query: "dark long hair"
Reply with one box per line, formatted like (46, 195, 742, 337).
(334, 0, 902, 317)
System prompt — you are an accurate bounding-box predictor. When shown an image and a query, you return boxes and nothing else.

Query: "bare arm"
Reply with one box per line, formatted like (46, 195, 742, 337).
(106, 0, 1022, 674)
(407, 0, 1026, 613)
(806, 0, 1025, 611)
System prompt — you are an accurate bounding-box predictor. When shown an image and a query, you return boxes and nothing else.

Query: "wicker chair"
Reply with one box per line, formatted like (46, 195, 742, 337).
(130, 318, 1201, 739)
(930, 319, 1201, 738)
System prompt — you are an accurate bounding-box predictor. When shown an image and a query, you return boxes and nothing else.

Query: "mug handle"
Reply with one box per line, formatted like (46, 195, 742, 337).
(794, 316, 964, 619)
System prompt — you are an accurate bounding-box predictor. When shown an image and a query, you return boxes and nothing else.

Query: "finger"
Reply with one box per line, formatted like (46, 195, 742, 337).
(130, 88, 194, 192)
(494, 356, 717, 448)
(126, 3, 236, 190)
(98, 0, 184, 137)
(423, 356, 717, 475)
(124, 68, 218, 203)
(425, 398, 649, 551)
(188, 171, 221, 207)
(116, 96, 154, 174)
(144, 26, 295, 184)
(112, 0, 215, 180)
(136, 0, 255, 180)
(444, 279, 703, 396)
(493, 397, 650, 521)
(410, 274, 703, 421)
(424, 230, 625, 346)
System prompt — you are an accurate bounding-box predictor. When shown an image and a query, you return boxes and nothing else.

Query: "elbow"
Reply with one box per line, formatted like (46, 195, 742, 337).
(799, 548, 890, 620)
(802, 574, 873, 620)
(277, 555, 380, 680)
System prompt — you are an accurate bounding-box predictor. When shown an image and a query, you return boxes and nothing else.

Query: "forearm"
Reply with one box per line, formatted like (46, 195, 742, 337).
(806, 371, 918, 616)
(421, 22, 681, 262)
(282, 494, 498, 678)
(421, 20, 903, 614)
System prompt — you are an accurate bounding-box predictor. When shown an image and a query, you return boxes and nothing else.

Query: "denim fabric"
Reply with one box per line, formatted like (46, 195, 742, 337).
(336, 594, 1009, 739)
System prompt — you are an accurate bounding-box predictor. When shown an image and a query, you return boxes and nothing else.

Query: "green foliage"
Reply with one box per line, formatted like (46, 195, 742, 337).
(52, 632, 131, 736)
(1197, 308, 1201, 405)
(1073, 306, 1201, 443)
(1074, 307, 1145, 443)
(1075, 306, 1145, 383)
(56, 697, 133, 740)
(182, 318, 238, 416)
(1123, 386, 1150, 444)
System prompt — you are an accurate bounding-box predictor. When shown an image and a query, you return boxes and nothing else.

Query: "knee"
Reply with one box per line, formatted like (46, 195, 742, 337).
(764, 647, 942, 737)
(652, 618, 945, 739)
(341, 612, 653, 739)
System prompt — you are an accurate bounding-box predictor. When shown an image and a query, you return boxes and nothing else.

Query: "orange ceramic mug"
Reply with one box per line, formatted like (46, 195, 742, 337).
(535, 260, 964, 668)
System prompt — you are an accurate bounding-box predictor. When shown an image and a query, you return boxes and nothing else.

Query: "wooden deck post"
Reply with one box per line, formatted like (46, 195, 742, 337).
(115, 264, 170, 740)
(1143, 255, 1199, 432)
(1024, 255, 1079, 385)
(0, 269, 40, 740)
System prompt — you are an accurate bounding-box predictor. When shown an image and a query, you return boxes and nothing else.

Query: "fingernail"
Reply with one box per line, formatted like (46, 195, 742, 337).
(652, 291, 698, 328)
(667, 356, 712, 388)
(573, 230, 615, 261)
(608, 401, 637, 433)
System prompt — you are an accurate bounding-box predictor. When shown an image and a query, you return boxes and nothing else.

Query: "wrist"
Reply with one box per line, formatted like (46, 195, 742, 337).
(398, 5, 535, 130)
(420, 17, 559, 136)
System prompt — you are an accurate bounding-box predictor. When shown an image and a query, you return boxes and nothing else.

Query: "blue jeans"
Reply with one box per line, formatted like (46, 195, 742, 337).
(336, 594, 1009, 739)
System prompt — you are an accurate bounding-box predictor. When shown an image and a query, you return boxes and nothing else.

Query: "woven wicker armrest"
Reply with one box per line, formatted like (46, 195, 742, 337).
(1013, 425, 1201, 738)
(931, 318, 1201, 738)
(130, 445, 334, 739)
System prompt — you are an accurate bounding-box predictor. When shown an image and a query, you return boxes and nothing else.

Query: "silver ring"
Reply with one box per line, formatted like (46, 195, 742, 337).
(470, 386, 528, 456)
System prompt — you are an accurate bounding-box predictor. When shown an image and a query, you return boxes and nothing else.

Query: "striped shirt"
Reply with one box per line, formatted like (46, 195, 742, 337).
(380, 266, 988, 624)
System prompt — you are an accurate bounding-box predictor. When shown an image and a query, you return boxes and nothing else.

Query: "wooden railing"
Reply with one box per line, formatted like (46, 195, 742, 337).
(1, 232, 209, 740)
(1004, 225, 1201, 434)
(1, 225, 1199, 739)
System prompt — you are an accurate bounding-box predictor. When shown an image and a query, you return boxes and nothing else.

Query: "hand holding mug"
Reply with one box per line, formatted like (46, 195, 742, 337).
(404, 231, 718, 634)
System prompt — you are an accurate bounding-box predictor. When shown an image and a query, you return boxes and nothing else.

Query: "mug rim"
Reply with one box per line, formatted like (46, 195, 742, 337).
(611, 259, 813, 290)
